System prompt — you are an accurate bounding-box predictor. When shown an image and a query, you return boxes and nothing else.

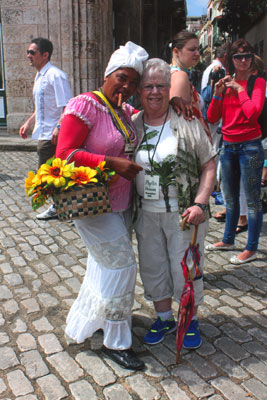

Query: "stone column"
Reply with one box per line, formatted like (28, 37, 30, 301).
(0, 0, 113, 134)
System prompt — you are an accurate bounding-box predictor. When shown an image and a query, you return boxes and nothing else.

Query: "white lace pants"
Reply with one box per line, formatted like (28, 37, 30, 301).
(65, 211, 137, 350)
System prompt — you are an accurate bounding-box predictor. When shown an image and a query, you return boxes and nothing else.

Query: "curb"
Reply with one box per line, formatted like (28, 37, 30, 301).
(0, 132, 37, 151)
(0, 144, 37, 152)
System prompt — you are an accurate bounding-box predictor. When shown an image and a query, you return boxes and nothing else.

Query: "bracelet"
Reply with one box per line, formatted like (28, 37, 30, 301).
(213, 95, 222, 100)
(193, 203, 208, 211)
(56, 124, 61, 130)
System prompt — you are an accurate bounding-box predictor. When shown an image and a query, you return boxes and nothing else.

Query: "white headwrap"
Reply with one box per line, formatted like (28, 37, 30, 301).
(104, 41, 149, 77)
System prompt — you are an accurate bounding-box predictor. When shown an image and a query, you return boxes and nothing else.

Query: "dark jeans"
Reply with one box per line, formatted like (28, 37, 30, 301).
(37, 140, 56, 167)
(220, 139, 264, 251)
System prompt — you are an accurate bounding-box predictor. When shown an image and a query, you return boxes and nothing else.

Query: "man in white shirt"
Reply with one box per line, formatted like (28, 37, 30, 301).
(19, 37, 72, 220)
(201, 45, 227, 91)
(201, 44, 228, 152)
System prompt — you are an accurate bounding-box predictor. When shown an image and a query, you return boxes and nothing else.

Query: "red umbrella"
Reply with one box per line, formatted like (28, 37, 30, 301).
(176, 215, 202, 363)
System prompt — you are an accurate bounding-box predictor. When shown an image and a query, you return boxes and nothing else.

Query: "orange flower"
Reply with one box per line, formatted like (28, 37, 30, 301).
(70, 166, 98, 186)
(97, 161, 106, 171)
(96, 161, 109, 180)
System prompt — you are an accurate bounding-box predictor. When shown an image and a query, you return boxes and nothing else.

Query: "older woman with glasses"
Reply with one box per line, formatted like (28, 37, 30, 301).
(206, 39, 265, 264)
(133, 58, 216, 349)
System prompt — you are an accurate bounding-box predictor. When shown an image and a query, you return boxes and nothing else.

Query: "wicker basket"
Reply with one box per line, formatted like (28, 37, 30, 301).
(52, 183, 111, 221)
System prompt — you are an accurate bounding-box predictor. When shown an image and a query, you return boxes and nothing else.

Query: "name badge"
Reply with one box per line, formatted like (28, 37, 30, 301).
(125, 143, 135, 154)
(144, 174, 160, 200)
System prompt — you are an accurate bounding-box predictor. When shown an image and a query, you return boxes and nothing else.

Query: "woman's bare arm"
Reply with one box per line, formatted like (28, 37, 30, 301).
(169, 70, 192, 103)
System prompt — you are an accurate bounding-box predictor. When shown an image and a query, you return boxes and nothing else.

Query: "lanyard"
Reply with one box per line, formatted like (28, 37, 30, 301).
(143, 110, 169, 173)
(93, 90, 131, 142)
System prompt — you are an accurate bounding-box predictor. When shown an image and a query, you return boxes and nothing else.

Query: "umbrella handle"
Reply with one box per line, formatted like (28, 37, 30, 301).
(176, 349, 181, 363)
(191, 225, 198, 246)
(181, 215, 198, 246)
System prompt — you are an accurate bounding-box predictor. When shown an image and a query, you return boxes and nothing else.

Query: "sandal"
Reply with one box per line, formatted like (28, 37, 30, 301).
(235, 224, 248, 234)
(213, 212, 226, 222)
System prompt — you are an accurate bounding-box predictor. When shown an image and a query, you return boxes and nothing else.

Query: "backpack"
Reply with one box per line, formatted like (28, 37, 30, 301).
(201, 84, 212, 121)
(201, 68, 223, 122)
(246, 75, 267, 140)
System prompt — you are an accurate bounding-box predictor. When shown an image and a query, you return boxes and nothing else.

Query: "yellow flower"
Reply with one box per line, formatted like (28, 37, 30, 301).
(38, 158, 73, 188)
(25, 171, 36, 195)
(96, 161, 109, 180)
(97, 161, 106, 171)
(32, 172, 43, 187)
(70, 166, 98, 185)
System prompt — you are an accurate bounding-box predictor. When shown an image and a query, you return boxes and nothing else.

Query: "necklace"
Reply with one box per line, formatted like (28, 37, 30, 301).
(94, 88, 136, 144)
(143, 110, 169, 175)
(170, 64, 190, 74)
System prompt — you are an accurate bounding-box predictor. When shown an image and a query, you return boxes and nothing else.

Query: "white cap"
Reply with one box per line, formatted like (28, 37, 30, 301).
(104, 41, 149, 77)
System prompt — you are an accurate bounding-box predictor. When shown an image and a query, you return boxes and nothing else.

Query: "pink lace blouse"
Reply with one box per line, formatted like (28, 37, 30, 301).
(56, 93, 137, 211)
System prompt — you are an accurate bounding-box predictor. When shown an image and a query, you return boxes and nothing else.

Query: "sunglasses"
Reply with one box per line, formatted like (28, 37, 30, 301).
(232, 53, 253, 61)
(27, 50, 36, 56)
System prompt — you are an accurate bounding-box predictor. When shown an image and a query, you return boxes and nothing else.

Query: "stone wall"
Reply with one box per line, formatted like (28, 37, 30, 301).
(244, 14, 267, 70)
(0, 0, 113, 134)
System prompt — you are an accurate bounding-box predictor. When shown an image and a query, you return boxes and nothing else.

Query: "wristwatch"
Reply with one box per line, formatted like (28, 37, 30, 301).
(56, 124, 61, 130)
(194, 203, 208, 212)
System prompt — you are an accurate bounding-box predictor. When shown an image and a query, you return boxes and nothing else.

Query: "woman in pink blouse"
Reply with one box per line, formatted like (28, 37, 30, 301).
(56, 42, 148, 370)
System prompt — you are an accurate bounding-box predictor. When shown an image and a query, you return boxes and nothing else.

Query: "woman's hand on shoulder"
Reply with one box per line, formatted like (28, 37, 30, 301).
(170, 97, 195, 120)
(105, 156, 143, 181)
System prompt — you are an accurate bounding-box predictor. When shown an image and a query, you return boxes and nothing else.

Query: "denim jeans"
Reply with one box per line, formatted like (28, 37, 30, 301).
(220, 139, 264, 251)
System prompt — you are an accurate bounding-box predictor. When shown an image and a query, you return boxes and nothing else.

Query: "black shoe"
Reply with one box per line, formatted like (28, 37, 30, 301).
(101, 346, 145, 370)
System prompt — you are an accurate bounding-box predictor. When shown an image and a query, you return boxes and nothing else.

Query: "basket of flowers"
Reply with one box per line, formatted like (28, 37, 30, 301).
(25, 158, 115, 221)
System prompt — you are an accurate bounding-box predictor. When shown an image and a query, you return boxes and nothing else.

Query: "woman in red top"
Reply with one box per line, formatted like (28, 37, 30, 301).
(206, 39, 265, 264)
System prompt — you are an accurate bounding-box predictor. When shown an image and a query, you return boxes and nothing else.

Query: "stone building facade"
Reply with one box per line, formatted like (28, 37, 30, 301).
(244, 13, 267, 70)
(0, 0, 186, 134)
(113, 0, 186, 59)
(0, 0, 113, 133)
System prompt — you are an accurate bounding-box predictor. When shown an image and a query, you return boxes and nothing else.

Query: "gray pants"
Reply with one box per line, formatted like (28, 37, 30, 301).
(37, 140, 56, 167)
(134, 209, 208, 305)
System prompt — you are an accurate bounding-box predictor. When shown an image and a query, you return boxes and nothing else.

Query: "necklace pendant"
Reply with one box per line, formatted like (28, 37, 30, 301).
(125, 143, 135, 154)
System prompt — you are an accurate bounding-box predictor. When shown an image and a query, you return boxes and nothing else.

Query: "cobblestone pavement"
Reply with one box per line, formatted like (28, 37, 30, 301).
(0, 151, 267, 400)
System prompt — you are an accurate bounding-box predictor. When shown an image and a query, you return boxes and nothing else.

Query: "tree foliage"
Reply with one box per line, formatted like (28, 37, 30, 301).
(218, 0, 267, 38)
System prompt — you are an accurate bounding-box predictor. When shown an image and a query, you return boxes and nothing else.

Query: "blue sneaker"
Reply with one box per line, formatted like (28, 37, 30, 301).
(144, 317, 176, 345)
(183, 320, 202, 349)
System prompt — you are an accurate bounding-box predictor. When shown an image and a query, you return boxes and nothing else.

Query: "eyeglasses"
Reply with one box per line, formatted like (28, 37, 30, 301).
(27, 50, 36, 56)
(232, 53, 253, 61)
(142, 84, 167, 92)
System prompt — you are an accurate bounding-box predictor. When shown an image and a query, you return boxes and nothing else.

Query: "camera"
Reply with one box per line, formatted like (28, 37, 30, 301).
(209, 68, 225, 83)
